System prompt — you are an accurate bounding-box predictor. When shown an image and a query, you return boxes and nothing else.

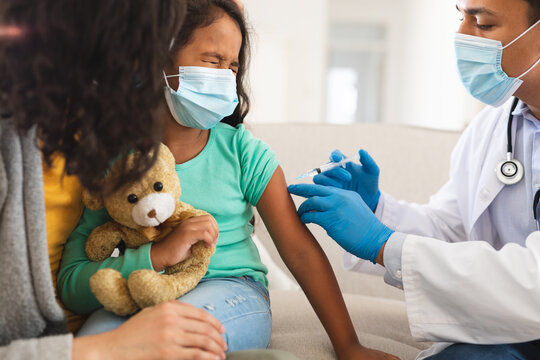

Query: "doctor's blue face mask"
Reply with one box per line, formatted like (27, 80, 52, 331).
(454, 20, 540, 107)
(163, 66, 239, 130)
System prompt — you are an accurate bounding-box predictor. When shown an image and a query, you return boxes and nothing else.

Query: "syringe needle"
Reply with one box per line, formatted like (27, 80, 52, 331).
(296, 153, 360, 180)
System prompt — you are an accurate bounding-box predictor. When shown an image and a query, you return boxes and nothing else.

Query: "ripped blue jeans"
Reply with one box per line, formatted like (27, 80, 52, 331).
(77, 276, 272, 351)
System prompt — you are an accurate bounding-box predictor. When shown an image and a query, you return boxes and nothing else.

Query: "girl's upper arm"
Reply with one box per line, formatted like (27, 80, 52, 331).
(256, 166, 315, 253)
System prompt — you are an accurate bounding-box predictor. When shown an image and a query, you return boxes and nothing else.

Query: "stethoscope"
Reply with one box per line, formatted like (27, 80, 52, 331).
(497, 97, 540, 230)
(497, 97, 524, 185)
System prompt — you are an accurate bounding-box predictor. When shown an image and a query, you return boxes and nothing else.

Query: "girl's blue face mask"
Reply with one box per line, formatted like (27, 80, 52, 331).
(455, 20, 540, 107)
(164, 66, 239, 130)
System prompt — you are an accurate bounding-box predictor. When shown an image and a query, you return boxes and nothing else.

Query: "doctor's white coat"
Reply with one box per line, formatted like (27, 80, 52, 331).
(346, 98, 540, 358)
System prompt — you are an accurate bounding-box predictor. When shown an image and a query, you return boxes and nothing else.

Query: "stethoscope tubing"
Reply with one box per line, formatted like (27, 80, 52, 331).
(506, 97, 540, 230)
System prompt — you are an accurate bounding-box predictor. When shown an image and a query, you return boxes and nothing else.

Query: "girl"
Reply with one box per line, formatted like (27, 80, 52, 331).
(57, 1, 398, 359)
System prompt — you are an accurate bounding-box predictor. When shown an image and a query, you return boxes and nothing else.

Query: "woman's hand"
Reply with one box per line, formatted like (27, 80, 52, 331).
(72, 300, 227, 360)
(151, 215, 219, 272)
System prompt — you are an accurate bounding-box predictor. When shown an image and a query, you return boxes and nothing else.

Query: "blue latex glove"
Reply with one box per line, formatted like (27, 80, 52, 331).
(313, 149, 381, 212)
(288, 184, 394, 263)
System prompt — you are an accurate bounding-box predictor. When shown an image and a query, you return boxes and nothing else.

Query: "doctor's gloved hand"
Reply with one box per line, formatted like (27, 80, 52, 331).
(288, 184, 394, 263)
(313, 149, 381, 212)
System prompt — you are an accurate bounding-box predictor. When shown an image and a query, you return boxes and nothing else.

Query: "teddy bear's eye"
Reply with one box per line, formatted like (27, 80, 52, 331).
(127, 194, 139, 204)
(154, 182, 163, 192)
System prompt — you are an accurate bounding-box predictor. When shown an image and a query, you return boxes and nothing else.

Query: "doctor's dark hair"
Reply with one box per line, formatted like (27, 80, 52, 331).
(525, 0, 540, 22)
(169, 0, 250, 127)
(0, 0, 186, 193)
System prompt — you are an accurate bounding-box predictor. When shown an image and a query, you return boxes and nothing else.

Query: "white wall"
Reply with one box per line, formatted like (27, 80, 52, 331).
(244, 0, 484, 130)
(397, 0, 483, 130)
(244, 0, 328, 124)
(328, 0, 406, 128)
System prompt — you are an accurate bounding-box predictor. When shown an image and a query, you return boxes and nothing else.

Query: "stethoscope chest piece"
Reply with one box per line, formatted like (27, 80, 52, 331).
(497, 97, 524, 186)
(496, 158, 524, 185)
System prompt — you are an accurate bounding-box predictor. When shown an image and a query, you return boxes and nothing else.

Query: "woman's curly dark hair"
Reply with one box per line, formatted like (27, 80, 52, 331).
(0, 0, 186, 193)
(170, 0, 250, 127)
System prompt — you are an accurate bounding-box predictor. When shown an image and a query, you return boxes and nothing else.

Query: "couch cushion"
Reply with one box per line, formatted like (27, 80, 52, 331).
(269, 290, 431, 360)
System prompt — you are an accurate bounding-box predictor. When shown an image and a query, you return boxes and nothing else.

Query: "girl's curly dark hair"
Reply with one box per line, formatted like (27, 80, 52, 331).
(170, 0, 250, 127)
(0, 0, 186, 193)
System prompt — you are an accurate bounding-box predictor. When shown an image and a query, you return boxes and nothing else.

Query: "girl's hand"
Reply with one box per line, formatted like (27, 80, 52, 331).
(338, 344, 400, 360)
(73, 300, 227, 360)
(151, 215, 219, 271)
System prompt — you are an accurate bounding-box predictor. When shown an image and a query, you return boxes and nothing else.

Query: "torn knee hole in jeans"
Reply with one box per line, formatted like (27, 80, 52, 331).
(202, 295, 247, 311)
(225, 295, 246, 307)
(203, 304, 216, 311)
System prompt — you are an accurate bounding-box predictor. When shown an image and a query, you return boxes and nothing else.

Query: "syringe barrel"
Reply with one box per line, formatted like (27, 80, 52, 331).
(318, 161, 343, 173)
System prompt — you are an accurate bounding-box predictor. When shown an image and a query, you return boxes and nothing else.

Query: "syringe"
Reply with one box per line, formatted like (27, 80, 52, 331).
(296, 153, 360, 179)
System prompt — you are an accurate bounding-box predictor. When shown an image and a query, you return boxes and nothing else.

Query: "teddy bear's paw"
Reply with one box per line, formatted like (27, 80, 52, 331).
(164, 242, 214, 275)
(90, 269, 139, 316)
(86, 222, 124, 261)
(190, 209, 210, 218)
(162, 256, 210, 298)
(128, 270, 180, 308)
(190, 241, 216, 259)
(164, 256, 194, 274)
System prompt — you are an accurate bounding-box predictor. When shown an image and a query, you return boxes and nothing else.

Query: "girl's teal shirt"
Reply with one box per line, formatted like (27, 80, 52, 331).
(57, 123, 279, 314)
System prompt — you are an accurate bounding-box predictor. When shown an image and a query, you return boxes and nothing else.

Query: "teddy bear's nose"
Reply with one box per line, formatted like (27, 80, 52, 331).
(147, 209, 157, 218)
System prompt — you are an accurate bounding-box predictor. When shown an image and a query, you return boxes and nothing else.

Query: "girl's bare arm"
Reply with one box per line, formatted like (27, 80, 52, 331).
(257, 166, 364, 358)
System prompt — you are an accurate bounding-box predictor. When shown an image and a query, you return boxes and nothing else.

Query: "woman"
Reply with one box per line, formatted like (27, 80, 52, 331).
(0, 1, 232, 359)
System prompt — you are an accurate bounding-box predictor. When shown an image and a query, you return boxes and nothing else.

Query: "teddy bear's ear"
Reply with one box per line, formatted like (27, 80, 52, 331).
(158, 143, 176, 167)
(82, 189, 105, 210)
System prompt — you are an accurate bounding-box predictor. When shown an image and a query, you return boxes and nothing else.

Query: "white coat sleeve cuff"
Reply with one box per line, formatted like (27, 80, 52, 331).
(374, 192, 386, 219)
(383, 232, 406, 289)
(342, 250, 387, 275)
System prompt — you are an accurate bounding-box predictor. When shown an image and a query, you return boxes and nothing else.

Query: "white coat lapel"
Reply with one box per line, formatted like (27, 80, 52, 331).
(470, 102, 516, 232)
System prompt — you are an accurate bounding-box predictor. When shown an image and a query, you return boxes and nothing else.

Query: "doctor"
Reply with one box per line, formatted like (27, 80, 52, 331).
(289, 0, 540, 359)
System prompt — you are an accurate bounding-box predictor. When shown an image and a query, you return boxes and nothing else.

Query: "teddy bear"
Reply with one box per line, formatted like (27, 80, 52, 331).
(83, 143, 216, 316)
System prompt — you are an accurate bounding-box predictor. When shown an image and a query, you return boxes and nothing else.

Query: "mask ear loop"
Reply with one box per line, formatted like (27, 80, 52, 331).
(163, 71, 181, 90)
(163, 71, 172, 88)
(517, 57, 540, 79)
(163, 37, 180, 89)
(502, 20, 540, 79)
(503, 20, 540, 49)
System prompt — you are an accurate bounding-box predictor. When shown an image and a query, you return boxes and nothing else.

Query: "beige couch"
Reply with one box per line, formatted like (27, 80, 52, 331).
(248, 123, 461, 360)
